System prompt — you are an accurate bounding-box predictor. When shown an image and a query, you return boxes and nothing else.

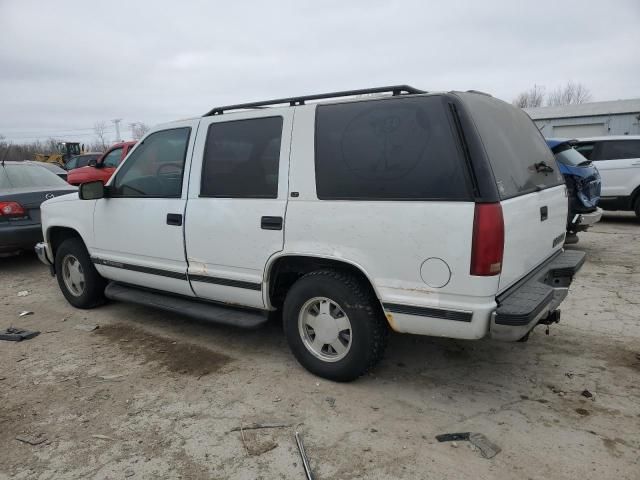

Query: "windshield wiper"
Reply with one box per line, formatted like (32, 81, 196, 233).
(534, 161, 554, 173)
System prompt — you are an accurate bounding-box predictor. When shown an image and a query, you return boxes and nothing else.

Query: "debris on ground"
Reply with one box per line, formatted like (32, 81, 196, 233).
(238, 425, 278, 456)
(15, 433, 47, 446)
(229, 422, 291, 433)
(124, 469, 135, 477)
(325, 396, 336, 407)
(469, 433, 501, 459)
(436, 432, 470, 442)
(17, 290, 30, 297)
(74, 324, 99, 332)
(0, 327, 40, 341)
(91, 434, 113, 440)
(295, 431, 315, 480)
(97, 374, 126, 381)
(581, 389, 594, 399)
(18, 311, 33, 317)
(436, 432, 501, 459)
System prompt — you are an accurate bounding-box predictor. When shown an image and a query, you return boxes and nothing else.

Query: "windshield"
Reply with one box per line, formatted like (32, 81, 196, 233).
(0, 164, 70, 189)
(554, 146, 590, 166)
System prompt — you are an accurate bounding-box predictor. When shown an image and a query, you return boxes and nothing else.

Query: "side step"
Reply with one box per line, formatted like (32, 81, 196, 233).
(104, 282, 268, 329)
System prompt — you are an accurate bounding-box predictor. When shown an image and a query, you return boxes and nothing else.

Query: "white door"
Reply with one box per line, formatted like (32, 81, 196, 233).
(184, 110, 293, 308)
(92, 121, 198, 296)
(590, 139, 640, 197)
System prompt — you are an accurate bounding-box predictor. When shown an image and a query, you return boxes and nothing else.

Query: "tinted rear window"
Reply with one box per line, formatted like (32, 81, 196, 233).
(0, 164, 69, 189)
(315, 95, 470, 200)
(596, 140, 640, 160)
(461, 94, 564, 199)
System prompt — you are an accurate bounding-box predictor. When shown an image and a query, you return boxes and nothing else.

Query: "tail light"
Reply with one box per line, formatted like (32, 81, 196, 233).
(470, 203, 504, 276)
(0, 201, 26, 217)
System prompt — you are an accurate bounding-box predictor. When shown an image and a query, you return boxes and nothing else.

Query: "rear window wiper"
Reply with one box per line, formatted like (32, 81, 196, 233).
(534, 161, 554, 173)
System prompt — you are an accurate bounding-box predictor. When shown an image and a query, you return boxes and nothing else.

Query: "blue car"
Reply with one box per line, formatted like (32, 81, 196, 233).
(546, 138, 603, 243)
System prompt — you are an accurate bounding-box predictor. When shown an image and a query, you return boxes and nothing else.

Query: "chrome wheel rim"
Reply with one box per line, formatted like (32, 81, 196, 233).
(298, 296, 352, 362)
(62, 254, 85, 297)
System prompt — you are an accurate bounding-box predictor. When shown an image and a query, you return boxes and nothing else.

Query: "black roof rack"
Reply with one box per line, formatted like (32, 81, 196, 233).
(203, 85, 425, 116)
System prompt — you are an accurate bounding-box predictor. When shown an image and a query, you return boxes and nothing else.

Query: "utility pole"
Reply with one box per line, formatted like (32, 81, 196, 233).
(111, 118, 122, 142)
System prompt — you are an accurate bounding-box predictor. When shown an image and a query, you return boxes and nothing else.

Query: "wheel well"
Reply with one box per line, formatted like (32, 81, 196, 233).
(48, 227, 83, 258)
(267, 256, 380, 310)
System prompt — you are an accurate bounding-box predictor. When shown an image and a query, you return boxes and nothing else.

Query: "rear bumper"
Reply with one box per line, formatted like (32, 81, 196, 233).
(570, 207, 603, 231)
(490, 249, 585, 341)
(0, 223, 43, 254)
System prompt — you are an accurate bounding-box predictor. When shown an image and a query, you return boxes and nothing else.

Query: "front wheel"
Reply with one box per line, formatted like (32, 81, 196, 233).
(283, 270, 388, 382)
(54, 237, 106, 309)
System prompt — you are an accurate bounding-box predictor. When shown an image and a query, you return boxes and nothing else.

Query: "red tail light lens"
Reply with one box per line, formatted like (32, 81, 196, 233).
(470, 203, 504, 276)
(0, 201, 26, 217)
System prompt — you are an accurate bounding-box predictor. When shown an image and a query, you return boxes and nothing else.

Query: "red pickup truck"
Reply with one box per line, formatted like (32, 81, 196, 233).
(66, 141, 137, 186)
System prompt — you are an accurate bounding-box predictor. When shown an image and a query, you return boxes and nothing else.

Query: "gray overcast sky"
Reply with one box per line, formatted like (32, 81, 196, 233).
(1, 0, 639, 143)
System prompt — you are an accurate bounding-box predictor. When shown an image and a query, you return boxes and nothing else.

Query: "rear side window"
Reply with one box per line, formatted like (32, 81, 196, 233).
(461, 93, 564, 199)
(315, 96, 470, 200)
(201, 117, 282, 198)
(596, 140, 640, 160)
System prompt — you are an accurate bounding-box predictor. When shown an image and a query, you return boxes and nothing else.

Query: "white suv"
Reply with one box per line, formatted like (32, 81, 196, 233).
(36, 86, 584, 381)
(573, 136, 640, 217)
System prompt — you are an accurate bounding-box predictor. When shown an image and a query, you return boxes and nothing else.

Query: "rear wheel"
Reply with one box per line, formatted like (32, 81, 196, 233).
(283, 270, 388, 382)
(55, 238, 106, 308)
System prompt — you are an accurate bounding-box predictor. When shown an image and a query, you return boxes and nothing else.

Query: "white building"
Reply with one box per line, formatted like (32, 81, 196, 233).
(524, 99, 640, 138)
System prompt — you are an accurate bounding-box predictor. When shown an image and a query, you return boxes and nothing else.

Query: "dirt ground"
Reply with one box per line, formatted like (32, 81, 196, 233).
(1, 213, 639, 480)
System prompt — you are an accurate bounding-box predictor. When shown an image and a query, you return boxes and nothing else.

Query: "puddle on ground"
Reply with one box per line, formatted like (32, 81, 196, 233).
(96, 323, 232, 377)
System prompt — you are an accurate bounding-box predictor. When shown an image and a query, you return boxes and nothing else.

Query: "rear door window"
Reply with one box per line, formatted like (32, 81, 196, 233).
(315, 95, 471, 200)
(461, 93, 564, 199)
(596, 140, 640, 160)
(200, 116, 283, 198)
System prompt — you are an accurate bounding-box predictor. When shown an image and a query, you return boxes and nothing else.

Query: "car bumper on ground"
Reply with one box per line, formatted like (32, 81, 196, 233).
(571, 207, 603, 231)
(0, 224, 43, 254)
(490, 249, 586, 341)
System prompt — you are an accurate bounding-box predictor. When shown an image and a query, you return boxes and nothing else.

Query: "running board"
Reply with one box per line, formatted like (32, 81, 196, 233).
(104, 282, 268, 329)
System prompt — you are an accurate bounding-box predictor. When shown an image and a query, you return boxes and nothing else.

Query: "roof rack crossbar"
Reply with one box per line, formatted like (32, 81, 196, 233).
(204, 85, 425, 116)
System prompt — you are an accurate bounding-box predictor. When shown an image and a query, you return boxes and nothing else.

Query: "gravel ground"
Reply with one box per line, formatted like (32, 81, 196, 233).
(1, 213, 639, 479)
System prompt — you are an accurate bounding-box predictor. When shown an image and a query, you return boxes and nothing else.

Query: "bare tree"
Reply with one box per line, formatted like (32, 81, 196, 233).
(512, 85, 545, 108)
(547, 82, 592, 106)
(94, 121, 109, 149)
(129, 122, 150, 140)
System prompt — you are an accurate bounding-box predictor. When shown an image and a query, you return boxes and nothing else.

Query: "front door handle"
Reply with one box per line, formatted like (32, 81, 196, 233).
(166, 213, 183, 226)
(261, 216, 283, 230)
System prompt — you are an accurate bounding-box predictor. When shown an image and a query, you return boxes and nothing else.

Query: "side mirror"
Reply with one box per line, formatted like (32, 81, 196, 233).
(79, 181, 105, 200)
(88, 159, 97, 167)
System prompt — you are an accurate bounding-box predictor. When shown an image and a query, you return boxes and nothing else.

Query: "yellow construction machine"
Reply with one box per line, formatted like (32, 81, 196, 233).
(34, 142, 83, 167)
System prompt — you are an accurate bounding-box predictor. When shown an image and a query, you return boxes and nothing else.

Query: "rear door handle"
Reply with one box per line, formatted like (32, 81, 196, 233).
(261, 216, 283, 230)
(166, 213, 183, 226)
(540, 206, 548, 221)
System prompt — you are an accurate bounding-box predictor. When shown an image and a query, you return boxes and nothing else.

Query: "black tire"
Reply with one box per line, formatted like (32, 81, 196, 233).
(634, 196, 640, 218)
(283, 270, 388, 382)
(54, 237, 106, 309)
